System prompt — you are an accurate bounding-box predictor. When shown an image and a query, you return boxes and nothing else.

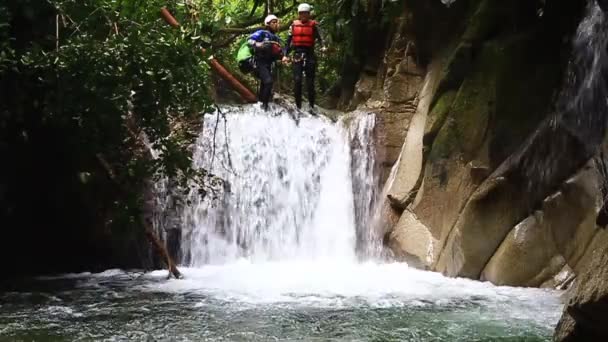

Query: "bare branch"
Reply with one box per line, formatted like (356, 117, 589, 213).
(217, 26, 265, 34)
(250, 0, 262, 17)
(210, 108, 221, 171)
(217, 106, 237, 176)
(56, 15, 59, 50)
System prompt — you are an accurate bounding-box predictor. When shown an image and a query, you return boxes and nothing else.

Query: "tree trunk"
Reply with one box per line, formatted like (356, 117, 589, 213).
(143, 217, 182, 279)
(96, 126, 183, 280)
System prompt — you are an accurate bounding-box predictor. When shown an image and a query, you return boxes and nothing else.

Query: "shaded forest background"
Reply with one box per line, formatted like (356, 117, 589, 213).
(0, 0, 400, 276)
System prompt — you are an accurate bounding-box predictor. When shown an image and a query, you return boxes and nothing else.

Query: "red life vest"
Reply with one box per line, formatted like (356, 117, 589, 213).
(291, 20, 316, 48)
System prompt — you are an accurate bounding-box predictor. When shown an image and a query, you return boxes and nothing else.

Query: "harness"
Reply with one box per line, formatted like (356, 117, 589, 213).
(292, 51, 307, 64)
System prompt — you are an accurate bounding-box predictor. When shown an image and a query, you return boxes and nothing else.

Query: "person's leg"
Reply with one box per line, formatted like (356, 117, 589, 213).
(252, 59, 262, 100)
(305, 56, 316, 110)
(293, 58, 304, 109)
(257, 62, 273, 109)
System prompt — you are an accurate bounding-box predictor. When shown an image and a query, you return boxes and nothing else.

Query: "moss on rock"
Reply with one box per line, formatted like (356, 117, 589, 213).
(424, 90, 457, 147)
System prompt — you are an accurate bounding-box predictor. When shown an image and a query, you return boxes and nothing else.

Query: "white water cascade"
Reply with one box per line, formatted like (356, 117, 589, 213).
(179, 105, 379, 266)
(17, 105, 562, 341)
(142, 105, 561, 342)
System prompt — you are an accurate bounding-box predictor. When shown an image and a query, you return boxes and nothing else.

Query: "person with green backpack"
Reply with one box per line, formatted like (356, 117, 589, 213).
(237, 15, 284, 110)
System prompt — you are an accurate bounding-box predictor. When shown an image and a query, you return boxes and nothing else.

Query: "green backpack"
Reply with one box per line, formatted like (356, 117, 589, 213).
(236, 40, 255, 73)
(237, 41, 253, 63)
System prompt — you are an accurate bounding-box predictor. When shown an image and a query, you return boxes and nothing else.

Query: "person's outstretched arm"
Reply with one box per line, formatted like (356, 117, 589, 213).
(314, 23, 326, 49)
(284, 24, 293, 56)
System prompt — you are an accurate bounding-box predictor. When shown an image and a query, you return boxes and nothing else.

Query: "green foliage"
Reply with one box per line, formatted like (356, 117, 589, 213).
(0, 5, 14, 73)
(160, 0, 402, 103)
(0, 0, 217, 236)
(0, 0, 399, 241)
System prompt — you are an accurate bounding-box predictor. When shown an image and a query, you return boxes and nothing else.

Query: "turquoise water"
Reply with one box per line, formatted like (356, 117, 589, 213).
(0, 262, 562, 341)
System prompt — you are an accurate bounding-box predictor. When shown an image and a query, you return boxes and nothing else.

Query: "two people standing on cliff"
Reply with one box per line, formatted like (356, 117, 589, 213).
(240, 3, 327, 112)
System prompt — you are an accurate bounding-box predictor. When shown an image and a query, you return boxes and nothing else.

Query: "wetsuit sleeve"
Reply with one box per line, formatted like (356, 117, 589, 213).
(248, 30, 264, 47)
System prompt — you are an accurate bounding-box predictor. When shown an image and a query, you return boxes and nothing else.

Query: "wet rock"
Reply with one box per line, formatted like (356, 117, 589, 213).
(554, 230, 608, 341)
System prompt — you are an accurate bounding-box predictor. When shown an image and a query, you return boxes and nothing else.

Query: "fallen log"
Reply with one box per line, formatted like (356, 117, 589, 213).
(96, 152, 182, 279)
(160, 7, 257, 103)
(143, 218, 182, 279)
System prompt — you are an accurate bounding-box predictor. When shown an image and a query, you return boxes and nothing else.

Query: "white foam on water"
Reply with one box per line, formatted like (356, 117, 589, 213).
(131, 261, 562, 330)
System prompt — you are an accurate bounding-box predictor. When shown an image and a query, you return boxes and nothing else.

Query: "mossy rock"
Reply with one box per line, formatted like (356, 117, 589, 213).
(432, 0, 509, 101)
(462, 0, 506, 44)
(428, 42, 500, 163)
(488, 34, 563, 167)
(424, 90, 457, 147)
(428, 24, 564, 164)
(434, 42, 474, 99)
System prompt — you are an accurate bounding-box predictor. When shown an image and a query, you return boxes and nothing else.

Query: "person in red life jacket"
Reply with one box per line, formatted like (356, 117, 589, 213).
(247, 15, 284, 111)
(282, 3, 327, 113)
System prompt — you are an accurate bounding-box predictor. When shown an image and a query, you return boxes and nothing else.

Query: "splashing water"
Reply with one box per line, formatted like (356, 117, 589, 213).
(558, 0, 608, 144)
(507, 0, 608, 205)
(0, 263, 562, 341)
(0, 105, 565, 340)
(179, 105, 378, 265)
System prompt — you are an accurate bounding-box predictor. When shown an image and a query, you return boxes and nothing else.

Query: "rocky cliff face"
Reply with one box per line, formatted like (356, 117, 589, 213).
(353, 0, 608, 339)
(554, 228, 608, 340)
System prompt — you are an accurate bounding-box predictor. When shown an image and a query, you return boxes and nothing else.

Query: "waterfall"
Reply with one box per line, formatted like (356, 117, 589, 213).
(175, 105, 378, 266)
(347, 113, 382, 258)
(508, 0, 608, 204)
(558, 0, 608, 146)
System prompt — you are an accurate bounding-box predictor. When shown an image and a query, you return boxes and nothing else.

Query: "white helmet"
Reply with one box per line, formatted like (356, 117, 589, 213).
(264, 14, 278, 25)
(298, 3, 311, 12)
